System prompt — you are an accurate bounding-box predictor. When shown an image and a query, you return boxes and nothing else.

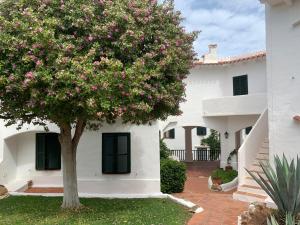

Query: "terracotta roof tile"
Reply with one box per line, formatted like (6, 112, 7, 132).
(193, 51, 266, 66)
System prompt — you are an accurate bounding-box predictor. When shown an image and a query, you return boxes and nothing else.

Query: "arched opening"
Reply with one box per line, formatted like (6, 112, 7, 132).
(1, 131, 62, 188)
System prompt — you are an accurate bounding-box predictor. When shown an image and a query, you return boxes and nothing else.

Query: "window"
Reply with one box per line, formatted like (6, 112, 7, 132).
(163, 129, 175, 139)
(102, 133, 131, 174)
(233, 75, 248, 96)
(245, 126, 252, 135)
(197, 127, 207, 136)
(36, 133, 61, 170)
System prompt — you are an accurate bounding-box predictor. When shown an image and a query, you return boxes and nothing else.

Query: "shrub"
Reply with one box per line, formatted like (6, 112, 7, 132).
(160, 140, 170, 160)
(201, 130, 220, 152)
(247, 155, 300, 217)
(160, 159, 186, 193)
(211, 168, 238, 184)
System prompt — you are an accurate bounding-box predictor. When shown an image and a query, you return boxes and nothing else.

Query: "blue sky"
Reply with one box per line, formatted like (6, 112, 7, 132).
(166, 0, 266, 58)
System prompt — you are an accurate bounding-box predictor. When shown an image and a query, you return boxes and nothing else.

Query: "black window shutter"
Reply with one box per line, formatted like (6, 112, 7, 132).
(169, 129, 175, 139)
(233, 77, 240, 96)
(36, 133, 61, 170)
(233, 75, 248, 96)
(46, 133, 61, 170)
(36, 133, 46, 170)
(197, 127, 207, 136)
(241, 75, 248, 95)
(102, 133, 131, 174)
(102, 134, 115, 174)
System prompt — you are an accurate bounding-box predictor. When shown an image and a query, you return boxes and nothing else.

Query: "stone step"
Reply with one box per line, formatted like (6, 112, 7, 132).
(256, 153, 269, 160)
(261, 141, 269, 148)
(233, 191, 267, 203)
(249, 165, 264, 173)
(6, 180, 29, 192)
(247, 171, 268, 180)
(253, 159, 269, 166)
(258, 148, 269, 154)
(238, 185, 268, 196)
(244, 176, 269, 187)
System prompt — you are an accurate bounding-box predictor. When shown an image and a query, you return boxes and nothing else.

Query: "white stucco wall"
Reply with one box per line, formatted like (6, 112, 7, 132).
(178, 59, 266, 127)
(0, 120, 160, 195)
(161, 58, 266, 166)
(265, 1, 300, 160)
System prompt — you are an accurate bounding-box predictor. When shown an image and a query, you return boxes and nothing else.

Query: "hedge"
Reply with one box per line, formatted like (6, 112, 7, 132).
(160, 159, 186, 194)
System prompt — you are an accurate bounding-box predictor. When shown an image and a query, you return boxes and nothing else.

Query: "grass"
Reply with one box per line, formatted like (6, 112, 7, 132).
(0, 196, 192, 225)
(211, 168, 238, 184)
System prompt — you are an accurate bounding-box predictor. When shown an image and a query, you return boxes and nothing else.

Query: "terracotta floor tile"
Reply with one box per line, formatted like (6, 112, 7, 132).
(174, 161, 248, 225)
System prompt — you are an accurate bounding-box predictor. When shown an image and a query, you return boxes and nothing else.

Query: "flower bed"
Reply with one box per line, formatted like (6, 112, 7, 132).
(208, 168, 238, 192)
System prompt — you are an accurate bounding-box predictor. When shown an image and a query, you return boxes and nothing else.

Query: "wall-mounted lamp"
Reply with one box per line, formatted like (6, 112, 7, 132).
(224, 131, 229, 139)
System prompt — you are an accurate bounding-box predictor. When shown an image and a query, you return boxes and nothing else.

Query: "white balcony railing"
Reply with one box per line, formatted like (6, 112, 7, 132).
(202, 93, 267, 117)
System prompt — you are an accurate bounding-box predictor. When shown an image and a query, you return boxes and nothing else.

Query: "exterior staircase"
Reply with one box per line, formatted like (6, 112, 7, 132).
(233, 138, 269, 203)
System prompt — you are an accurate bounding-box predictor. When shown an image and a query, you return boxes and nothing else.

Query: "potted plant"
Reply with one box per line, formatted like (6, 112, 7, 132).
(226, 149, 237, 171)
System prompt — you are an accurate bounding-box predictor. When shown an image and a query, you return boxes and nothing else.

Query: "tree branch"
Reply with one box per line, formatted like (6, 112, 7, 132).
(72, 119, 86, 151)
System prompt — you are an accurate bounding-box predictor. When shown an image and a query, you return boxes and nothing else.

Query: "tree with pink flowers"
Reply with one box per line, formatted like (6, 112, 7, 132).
(0, 0, 197, 209)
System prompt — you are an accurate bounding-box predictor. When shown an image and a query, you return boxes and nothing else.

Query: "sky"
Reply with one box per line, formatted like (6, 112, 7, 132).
(166, 0, 266, 58)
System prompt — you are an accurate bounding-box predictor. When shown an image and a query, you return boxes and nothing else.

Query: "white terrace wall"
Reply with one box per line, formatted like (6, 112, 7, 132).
(175, 57, 266, 127)
(265, 1, 300, 161)
(0, 120, 160, 195)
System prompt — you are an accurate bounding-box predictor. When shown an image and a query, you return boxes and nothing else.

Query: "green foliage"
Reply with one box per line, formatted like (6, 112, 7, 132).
(160, 139, 170, 160)
(0, 0, 197, 127)
(211, 168, 238, 184)
(247, 155, 300, 216)
(160, 159, 186, 193)
(267, 214, 299, 225)
(0, 196, 191, 224)
(201, 129, 220, 150)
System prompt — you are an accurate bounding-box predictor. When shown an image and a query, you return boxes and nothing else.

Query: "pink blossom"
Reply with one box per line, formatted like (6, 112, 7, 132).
(36, 60, 42, 66)
(176, 40, 182, 47)
(25, 71, 35, 79)
(80, 74, 87, 80)
(121, 71, 126, 79)
(97, 0, 104, 5)
(8, 74, 15, 81)
(88, 35, 94, 41)
(93, 61, 100, 66)
(91, 85, 98, 91)
(75, 87, 81, 93)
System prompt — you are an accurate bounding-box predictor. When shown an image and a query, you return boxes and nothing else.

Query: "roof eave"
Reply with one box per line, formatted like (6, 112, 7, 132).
(260, 0, 293, 6)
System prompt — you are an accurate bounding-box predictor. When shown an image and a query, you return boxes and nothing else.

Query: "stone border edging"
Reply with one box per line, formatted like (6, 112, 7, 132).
(166, 194, 204, 214)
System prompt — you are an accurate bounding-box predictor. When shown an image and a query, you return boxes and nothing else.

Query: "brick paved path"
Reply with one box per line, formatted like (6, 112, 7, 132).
(174, 162, 248, 225)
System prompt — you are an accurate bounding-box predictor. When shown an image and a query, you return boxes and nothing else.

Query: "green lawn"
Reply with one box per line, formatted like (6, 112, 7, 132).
(0, 196, 191, 225)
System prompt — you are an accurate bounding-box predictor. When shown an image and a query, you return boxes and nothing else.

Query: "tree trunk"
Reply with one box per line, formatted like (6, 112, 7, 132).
(59, 121, 86, 209)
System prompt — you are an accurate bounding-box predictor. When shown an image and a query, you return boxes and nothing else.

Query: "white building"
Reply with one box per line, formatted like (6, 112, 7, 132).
(161, 44, 267, 169)
(0, 120, 161, 196)
(233, 0, 300, 203)
(162, 0, 300, 203)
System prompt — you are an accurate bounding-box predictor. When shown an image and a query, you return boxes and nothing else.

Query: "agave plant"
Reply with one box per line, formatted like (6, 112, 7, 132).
(267, 214, 299, 225)
(246, 155, 300, 216)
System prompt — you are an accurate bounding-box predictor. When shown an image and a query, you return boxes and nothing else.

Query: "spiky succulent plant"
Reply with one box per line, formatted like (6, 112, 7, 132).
(247, 155, 300, 216)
